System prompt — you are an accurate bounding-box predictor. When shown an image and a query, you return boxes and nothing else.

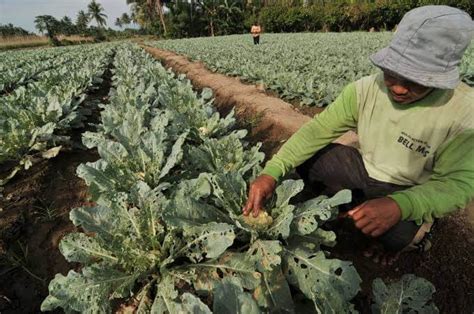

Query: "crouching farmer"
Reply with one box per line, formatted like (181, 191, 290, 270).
(243, 6, 474, 265)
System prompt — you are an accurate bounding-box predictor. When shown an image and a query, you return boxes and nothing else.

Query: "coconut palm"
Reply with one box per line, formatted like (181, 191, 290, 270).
(120, 13, 132, 26)
(127, 0, 167, 35)
(87, 0, 108, 28)
(34, 15, 60, 45)
(60, 16, 75, 35)
(196, 0, 219, 36)
(76, 10, 90, 31)
(115, 17, 123, 28)
(218, 0, 243, 31)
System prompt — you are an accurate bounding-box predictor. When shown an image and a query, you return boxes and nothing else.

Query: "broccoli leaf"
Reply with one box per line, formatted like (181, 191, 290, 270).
(372, 274, 439, 314)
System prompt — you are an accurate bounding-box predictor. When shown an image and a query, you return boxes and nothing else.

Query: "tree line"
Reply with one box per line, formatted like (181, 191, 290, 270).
(4, 0, 473, 42)
(33, 0, 137, 45)
(0, 24, 33, 37)
(129, 0, 473, 38)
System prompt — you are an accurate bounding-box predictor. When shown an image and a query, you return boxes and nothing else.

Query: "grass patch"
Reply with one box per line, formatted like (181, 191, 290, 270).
(0, 35, 94, 51)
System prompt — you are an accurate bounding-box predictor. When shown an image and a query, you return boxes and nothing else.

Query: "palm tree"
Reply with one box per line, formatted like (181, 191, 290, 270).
(60, 16, 75, 35)
(127, 0, 167, 35)
(115, 17, 123, 28)
(87, 0, 108, 28)
(34, 15, 60, 44)
(120, 13, 132, 26)
(196, 0, 219, 36)
(218, 0, 243, 30)
(76, 10, 90, 31)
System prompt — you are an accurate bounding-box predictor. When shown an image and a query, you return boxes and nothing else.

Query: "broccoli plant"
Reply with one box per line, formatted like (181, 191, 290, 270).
(166, 172, 361, 313)
(372, 274, 438, 314)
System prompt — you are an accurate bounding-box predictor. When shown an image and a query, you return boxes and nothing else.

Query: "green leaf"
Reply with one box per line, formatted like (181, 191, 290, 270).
(181, 293, 212, 314)
(371, 274, 438, 314)
(207, 172, 248, 216)
(274, 179, 304, 210)
(289, 228, 338, 250)
(182, 222, 235, 262)
(70, 203, 120, 237)
(254, 267, 295, 314)
(159, 131, 188, 179)
(150, 277, 211, 314)
(292, 190, 352, 236)
(163, 175, 230, 228)
(150, 276, 181, 314)
(265, 204, 294, 240)
(59, 232, 117, 264)
(213, 277, 261, 314)
(248, 240, 282, 272)
(41, 263, 140, 313)
(191, 252, 262, 293)
(284, 247, 361, 313)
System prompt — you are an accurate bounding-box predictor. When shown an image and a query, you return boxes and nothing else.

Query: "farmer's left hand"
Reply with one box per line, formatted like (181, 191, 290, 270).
(347, 197, 401, 237)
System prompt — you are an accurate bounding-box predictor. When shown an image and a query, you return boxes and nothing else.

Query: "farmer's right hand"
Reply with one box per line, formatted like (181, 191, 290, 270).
(243, 174, 276, 217)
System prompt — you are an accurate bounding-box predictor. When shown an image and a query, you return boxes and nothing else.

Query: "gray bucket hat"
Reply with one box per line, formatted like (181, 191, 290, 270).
(370, 5, 474, 89)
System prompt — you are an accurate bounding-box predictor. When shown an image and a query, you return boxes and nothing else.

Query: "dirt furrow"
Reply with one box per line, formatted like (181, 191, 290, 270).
(142, 45, 358, 156)
(141, 45, 313, 155)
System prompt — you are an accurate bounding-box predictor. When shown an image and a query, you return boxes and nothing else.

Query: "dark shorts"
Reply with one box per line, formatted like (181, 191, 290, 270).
(253, 36, 260, 45)
(296, 143, 422, 251)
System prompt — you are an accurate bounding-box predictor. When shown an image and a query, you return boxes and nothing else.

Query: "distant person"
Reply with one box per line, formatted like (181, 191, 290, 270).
(243, 6, 474, 265)
(250, 22, 261, 45)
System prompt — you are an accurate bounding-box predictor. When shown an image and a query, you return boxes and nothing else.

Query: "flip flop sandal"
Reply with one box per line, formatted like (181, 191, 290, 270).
(403, 220, 437, 253)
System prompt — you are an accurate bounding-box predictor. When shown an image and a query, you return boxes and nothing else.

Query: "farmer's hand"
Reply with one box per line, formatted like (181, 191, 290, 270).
(347, 197, 401, 237)
(243, 175, 276, 217)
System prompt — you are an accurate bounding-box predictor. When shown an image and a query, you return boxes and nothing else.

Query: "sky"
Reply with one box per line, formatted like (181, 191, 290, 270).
(0, 0, 134, 32)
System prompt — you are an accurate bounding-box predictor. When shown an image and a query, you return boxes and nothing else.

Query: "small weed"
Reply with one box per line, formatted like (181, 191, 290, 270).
(240, 111, 265, 131)
(0, 241, 45, 284)
(33, 199, 61, 222)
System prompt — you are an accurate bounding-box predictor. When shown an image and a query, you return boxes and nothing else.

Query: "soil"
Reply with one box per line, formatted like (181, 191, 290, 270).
(330, 208, 474, 314)
(143, 45, 474, 313)
(0, 65, 112, 313)
(0, 151, 96, 313)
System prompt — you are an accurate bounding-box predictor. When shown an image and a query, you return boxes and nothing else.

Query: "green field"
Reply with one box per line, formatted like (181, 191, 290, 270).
(154, 33, 474, 106)
(1, 35, 467, 313)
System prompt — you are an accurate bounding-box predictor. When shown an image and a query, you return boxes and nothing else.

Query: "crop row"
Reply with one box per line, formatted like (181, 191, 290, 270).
(0, 45, 103, 92)
(0, 43, 115, 186)
(153, 33, 474, 107)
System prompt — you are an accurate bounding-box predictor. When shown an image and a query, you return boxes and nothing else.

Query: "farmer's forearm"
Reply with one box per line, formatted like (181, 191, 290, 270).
(389, 130, 474, 224)
(261, 83, 358, 180)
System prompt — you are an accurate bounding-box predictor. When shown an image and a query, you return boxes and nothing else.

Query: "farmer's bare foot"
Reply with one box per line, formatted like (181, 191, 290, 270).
(363, 243, 400, 266)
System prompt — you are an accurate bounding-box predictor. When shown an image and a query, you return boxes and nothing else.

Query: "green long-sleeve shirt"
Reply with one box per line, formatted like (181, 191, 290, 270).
(262, 73, 474, 224)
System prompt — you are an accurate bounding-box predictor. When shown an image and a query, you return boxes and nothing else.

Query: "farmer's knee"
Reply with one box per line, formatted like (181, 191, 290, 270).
(379, 221, 432, 252)
(378, 220, 421, 252)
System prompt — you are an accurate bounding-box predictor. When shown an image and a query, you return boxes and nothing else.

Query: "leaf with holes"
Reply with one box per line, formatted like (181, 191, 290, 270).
(41, 263, 141, 313)
(181, 222, 236, 263)
(372, 274, 438, 314)
(292, 189, 351, 236)
(191, 252, 262, 293)
(247, 240, 282, 272)
(284, 246, 361, 313)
